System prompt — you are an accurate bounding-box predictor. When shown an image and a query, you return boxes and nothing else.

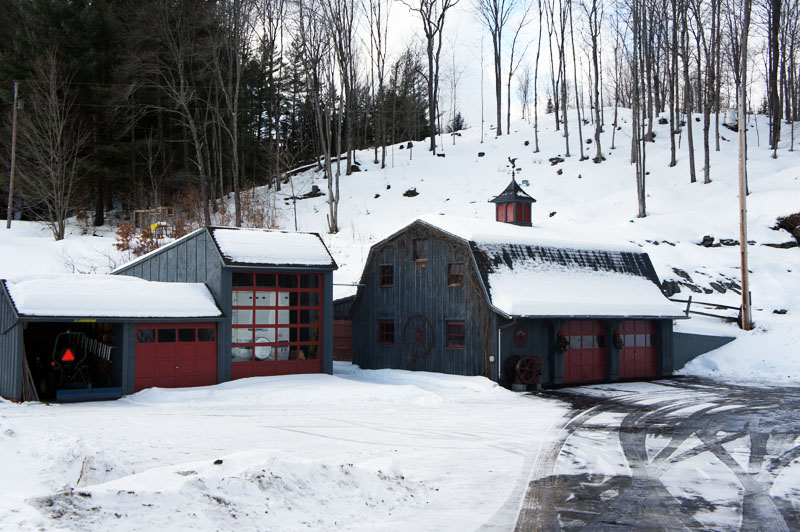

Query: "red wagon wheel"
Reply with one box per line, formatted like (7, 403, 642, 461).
(403, 314, 434, 358)
(516, 356, 542, 385)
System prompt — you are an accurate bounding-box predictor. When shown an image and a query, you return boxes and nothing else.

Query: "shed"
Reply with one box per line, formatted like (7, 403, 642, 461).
(350, 214, 685, 387)
(113, 226, 337, 384)
(0, 275, 223, 402)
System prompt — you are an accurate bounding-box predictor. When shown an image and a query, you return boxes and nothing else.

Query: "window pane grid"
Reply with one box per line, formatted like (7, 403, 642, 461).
(446, 322, 466, 348)
(231, 272, 323, 363)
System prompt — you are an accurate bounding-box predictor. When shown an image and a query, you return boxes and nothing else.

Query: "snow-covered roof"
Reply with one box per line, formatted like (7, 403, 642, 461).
(373, 215, 684, 319)
(3, 275, 223, 319)
(485, 265, 684, 318)
(416, 214, 640, 252)
(209, 227, 336, 268)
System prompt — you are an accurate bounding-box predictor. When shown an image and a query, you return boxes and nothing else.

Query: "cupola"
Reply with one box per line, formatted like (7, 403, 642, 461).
(490, 177, 536, 226)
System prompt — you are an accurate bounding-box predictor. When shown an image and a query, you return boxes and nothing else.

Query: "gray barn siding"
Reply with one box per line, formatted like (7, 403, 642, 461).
(354, 228, 490, 377)
(497, 319, 552, 385)
(0, 286, 22, 400)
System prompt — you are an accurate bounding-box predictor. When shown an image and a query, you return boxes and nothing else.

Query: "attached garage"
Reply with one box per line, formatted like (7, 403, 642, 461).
(562, 320, 607, 384)
(618, 320, 658, 379)
(0, 275, 223, 402)
(134, 323, 218, 391)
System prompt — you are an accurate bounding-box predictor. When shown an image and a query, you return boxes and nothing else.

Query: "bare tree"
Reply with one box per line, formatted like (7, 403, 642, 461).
(517, 63, 533, 121)
(582, 0, 604, 162)
(295, 0, 339, 232)
(533, 0, 544, 150)
(506, 1, 534, 132)
(211, 0, 257, 227)
(16, 53, 90, 241)
(135, 0, 216, 225)
(475, 0, 518, 137)
(403, 0, 461, 154)
(367, 0, 391, 167)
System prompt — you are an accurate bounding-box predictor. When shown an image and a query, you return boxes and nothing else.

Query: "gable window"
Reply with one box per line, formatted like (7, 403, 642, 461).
(379, 321, 395, 345)
(413, 238, 428, 261)
(447, 262, 464, 286)
(446, 321, 466, 348)
(380, 265, 394, 287)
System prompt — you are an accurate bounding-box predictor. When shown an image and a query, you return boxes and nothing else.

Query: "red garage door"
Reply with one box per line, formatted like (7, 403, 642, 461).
(562, 320, 606, 383)
(618, 320, 657, 379)
(135, 323, 218, 391)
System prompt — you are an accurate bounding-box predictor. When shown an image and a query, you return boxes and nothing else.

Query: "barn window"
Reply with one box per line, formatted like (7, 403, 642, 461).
(523, 204, 531, 223)
(497, 204, 506, 222)
(446, 322, 466, 348)
(380, 265, 394, 287)
(232, 272, 323, 364)
(198, 328, 215, 342)
(413, 238, 428, 261)
(515, 203, 523, 221)
(378, 321, 395, 345)
(447, 262, 464, 286)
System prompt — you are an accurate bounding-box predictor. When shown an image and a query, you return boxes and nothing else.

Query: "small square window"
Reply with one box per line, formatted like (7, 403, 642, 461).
(413, 238, 428, 261)
(379, 321, 395, 345)
(448, 262, 464, 286)
(198, 328, 215, 342)
(380, 265, 394, 287)
(158, 329, 176, 343)
(136, 329, 155, 343)
(178, 328, 196, 342)
(446, 322, 465, 348)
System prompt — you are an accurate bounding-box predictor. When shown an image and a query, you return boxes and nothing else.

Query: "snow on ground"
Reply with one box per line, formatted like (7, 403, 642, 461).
(0, 364, 567, 531)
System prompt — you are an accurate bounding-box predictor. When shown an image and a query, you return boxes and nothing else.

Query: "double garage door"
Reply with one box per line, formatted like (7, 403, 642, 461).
(135, 323, 218, 391)
(562, 319, 658, 384)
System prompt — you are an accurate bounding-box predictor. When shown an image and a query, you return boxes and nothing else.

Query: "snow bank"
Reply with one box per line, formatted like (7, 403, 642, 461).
(126, 366, 515, 407)
(31, 449, 427, 532)
(4, 274, 221, 318)
(678, 322, 800, 386)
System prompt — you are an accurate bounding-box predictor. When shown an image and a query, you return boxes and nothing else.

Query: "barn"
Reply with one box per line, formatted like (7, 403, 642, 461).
(0, 226, 337, 402)
(351, 198, 685, 387)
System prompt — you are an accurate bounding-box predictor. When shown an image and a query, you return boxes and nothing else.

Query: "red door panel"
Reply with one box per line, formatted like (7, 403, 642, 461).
(135, 323, 218, 392)
(618, 320, 657, 379)
(562, 320, 606, 384)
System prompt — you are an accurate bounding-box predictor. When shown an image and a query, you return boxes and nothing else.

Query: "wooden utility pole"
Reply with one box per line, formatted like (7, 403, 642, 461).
(6, 80, 19, 229)
(738, 0, 752, 330)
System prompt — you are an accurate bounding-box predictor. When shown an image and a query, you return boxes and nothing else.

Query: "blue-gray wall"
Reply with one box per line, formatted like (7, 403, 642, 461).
(352, 226, 492, 377)
(673, 331, 735, 370)
(0, 284, 22, 401)
(116, 228, 335, 379)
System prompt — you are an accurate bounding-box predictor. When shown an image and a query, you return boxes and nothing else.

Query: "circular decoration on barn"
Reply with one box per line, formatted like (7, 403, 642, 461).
(403, 314, 434, 358)
(513, 328, 528, 348)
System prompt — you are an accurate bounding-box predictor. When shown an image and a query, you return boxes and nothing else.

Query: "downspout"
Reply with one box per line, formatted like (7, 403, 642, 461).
(497, 318, 517, 381)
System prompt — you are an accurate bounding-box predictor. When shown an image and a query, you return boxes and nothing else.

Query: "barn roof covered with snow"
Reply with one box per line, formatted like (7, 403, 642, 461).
(367, 215, 684, 319)
(1, 275, 223, 319)
(114, 226, 337, 274)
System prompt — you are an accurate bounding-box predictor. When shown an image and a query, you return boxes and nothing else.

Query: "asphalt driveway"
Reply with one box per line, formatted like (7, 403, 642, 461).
(514, 378, 800, 531)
